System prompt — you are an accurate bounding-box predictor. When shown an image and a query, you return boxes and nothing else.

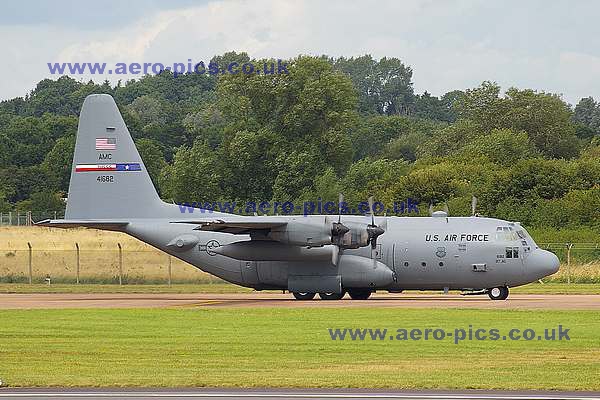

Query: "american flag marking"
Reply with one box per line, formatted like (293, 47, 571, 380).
(96, 137, 116, 150)
(76, 163, 141, 172)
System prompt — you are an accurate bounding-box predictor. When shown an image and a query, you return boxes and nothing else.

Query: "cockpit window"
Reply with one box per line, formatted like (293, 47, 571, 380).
(496, 226, 518, 241)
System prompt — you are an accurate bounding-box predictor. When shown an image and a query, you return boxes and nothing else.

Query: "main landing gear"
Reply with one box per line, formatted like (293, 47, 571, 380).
(292, 292, 316, 300)
(292, 289, 374, 301)
(487, 286, 509, 300)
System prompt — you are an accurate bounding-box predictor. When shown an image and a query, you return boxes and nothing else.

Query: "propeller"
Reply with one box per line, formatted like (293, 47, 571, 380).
(330, 193, 349, 265)
(366, 196, 385, 250)
(471, 195, 478, 216)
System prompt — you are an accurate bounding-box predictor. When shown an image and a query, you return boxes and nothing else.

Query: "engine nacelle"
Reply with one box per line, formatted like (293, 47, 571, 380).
(338, 254, 395, 288)
(267, 219, 332, 247)
(339, 221, 370, 249)
(214, 241, 333, 261)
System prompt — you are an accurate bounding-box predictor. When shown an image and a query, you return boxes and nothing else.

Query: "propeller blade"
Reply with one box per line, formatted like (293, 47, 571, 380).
(368, 196, 375, 226)
(471, 196, 478, 216)
(332, 245, 339, 266)
(428, 203, 433, 216)
(338, 193, 344, 223)
(443, 203, 449, 215)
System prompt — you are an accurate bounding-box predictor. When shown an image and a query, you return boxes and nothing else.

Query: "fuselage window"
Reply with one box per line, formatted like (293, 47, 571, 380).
(506, 247, 520, 259)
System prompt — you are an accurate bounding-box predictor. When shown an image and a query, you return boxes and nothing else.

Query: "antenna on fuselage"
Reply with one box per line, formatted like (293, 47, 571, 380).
(471, 195, 478, 217)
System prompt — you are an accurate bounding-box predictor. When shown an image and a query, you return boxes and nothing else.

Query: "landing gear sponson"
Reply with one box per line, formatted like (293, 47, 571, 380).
(292, 290, 374, 300)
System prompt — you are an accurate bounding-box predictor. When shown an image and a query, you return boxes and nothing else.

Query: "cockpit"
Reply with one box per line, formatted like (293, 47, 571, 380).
(495, 224, 538, 257)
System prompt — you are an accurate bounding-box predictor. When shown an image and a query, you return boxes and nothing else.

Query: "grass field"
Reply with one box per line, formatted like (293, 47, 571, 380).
(0, 307, 598, 390)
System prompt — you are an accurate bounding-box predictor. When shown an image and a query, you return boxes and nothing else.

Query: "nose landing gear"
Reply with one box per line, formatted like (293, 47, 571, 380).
(488, 286, 509, 300)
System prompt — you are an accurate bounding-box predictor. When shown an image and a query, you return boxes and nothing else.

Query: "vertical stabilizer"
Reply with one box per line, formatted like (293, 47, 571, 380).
(65, 94, 164, 219)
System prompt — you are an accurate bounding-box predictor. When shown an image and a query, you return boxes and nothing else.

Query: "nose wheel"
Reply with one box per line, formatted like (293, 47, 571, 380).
(488, 286, 509, 300)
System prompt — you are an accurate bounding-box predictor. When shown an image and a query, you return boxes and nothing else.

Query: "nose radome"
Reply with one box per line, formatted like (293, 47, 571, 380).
(528, 249, 560, 279)
(546, 250, 560, 275)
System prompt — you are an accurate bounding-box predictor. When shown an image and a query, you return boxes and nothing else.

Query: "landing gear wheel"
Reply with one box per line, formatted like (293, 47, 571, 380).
(292, 292, 316, 301)
(318, 292, 345, 300)
(348, 289, 372, 300)
(488, 286, 509, 300)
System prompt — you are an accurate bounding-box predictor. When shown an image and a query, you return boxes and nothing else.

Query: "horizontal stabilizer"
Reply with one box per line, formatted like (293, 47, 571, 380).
(36, 219, 129, 230)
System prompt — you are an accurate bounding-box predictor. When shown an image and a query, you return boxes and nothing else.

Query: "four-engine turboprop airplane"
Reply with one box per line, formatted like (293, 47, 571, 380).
(38, 94, 560, 300)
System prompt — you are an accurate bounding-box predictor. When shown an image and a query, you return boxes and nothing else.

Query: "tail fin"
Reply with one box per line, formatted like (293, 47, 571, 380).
(65, 94, 164, 219)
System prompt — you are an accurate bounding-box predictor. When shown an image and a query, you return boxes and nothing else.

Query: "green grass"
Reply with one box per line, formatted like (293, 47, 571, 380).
(0, 308, 598, 390)
(1, 282, 600, 294)
(511, 282, 600, 294)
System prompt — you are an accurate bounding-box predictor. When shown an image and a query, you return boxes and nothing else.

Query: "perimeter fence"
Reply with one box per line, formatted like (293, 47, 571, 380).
(0, 242, 598, 285)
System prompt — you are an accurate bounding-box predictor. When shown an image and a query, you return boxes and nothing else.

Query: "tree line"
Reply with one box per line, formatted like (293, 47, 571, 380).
(0, 51, 598, 229)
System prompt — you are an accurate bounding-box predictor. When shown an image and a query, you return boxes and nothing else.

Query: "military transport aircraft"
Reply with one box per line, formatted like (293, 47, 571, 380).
(38, 94, 560, 300)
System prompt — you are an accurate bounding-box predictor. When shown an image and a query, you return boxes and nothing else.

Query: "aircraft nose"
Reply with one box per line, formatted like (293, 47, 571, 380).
(527, 249, 560, 279)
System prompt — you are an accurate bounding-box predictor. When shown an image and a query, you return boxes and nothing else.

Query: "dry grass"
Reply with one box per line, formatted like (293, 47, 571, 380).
(0, 227, 218, 284)
(545, 261, 600, 283)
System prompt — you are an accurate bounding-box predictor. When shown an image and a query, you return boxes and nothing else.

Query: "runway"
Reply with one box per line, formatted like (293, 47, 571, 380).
(0, 292, 599, 309)
(0, 389, 599, 400)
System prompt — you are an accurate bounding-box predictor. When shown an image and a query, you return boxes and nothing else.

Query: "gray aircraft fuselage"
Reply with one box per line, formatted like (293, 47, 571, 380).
(121, 211, 559, 293)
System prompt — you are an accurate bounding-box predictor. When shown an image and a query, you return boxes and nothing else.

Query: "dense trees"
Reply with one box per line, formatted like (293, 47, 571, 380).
(0, 53, 598, 228)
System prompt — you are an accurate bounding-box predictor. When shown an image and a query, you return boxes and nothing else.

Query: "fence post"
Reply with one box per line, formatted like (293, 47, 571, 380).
(27, 242, 32, 284)
(75, 242, 80, 284)
(17, 212, 20, 226)
(168, 255, 172, 286)
(566, 243, 573, 285)
(117, 243, 123, 285)
(8, 211, 12, 225)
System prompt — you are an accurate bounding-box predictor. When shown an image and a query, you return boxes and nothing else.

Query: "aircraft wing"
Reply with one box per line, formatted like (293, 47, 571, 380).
(170, 219, 287, 234)
(36, 219, 129, 229)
